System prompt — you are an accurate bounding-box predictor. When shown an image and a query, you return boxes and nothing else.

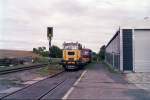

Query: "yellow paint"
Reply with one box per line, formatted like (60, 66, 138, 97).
(63, 50, 81, 61)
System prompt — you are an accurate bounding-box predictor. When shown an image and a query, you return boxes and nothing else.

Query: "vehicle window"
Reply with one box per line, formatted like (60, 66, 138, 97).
(68, 52, 75, 55)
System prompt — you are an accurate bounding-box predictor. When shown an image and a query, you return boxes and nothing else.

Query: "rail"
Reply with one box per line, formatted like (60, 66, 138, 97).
(0, 63, 48, 75)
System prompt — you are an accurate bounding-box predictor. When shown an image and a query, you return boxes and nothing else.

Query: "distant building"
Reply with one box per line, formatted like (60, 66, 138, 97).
(105, 20, 150, 72)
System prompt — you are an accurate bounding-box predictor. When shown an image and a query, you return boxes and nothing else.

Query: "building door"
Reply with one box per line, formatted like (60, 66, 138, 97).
(134, 29, 150, 72)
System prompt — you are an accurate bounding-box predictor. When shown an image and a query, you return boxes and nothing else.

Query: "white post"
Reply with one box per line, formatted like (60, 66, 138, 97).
(120, 28, 123, 71)
(132, 29, 135, 72)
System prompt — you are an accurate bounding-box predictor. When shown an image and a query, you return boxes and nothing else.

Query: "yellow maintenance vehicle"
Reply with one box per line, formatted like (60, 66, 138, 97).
(60, 42, 84, 70)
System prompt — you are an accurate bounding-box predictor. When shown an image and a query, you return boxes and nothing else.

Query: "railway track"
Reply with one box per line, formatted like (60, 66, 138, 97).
(0, 63, 48, 75)
(0, 70, 83, 100)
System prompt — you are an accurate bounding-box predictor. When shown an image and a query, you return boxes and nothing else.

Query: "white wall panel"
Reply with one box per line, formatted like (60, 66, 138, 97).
(134, 30, 150, 72)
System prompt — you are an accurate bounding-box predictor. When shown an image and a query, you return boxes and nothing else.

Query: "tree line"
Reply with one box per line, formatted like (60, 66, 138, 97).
(33, 45, 62, 58)
(33, 45, 106, 61)
(97, 45, 106, 61)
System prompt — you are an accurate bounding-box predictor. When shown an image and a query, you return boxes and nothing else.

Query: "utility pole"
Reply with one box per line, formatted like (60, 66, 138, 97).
(47, 27, 53, 63)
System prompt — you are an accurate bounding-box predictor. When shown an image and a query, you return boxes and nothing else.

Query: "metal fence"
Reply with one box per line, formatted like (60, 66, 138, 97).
(105, 53, 113, 66)
(105, 52, 120, 70)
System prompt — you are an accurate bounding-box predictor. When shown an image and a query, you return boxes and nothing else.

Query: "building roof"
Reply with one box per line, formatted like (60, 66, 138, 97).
(120, 19, 150, 29)
(105, 30, 119, 48)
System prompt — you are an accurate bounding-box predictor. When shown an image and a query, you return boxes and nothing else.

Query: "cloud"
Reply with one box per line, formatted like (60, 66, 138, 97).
(0, 0, 150, 52)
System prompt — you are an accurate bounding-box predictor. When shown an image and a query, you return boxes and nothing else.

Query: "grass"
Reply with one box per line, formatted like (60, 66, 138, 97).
(36, 64, 63, 76)
(101, 61, 119, 73)
(35, 57, 62, 64)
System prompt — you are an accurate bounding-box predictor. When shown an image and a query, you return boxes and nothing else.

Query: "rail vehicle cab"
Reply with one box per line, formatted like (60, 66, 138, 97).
(60, 42, 84, 70)
(81, 49, 92, 63)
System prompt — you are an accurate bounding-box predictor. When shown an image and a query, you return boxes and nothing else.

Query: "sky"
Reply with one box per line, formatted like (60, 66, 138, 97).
(0, 0, 150, 52)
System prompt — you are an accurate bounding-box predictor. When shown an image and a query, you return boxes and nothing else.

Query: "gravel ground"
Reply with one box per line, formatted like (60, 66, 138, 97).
(0, 64, 63, 98)
(125, 72, 150, 91)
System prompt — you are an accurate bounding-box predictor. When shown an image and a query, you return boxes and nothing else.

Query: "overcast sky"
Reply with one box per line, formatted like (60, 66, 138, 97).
(0, 0, 150, 52)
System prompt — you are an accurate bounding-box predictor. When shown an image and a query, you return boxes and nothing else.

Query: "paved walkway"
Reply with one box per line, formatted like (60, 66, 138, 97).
(66, 63, 150, 100)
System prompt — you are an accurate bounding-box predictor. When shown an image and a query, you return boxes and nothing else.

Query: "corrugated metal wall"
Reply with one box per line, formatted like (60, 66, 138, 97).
(134, 29, 150, 72)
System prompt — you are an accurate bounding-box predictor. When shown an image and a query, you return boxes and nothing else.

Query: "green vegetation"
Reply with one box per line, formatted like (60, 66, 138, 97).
(97, 45, 106, 61)
(91, 52, 97, 61)
(34, 57, 62, 64)
(50, 45, 62, 58)
(33, 57, 62, 76)
(88, 45, 106, 63)
(37, 64, 63, 76)
(33, 46, 48, 57)
(33, 45, 62, 58)
(102, 61, 118, 73)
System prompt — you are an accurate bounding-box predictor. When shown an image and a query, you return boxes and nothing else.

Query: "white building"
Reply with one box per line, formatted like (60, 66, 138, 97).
(105, 20, 150, 72)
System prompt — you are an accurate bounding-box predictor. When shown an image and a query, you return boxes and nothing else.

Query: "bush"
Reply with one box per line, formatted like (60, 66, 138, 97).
(98, 45, 105, 61)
